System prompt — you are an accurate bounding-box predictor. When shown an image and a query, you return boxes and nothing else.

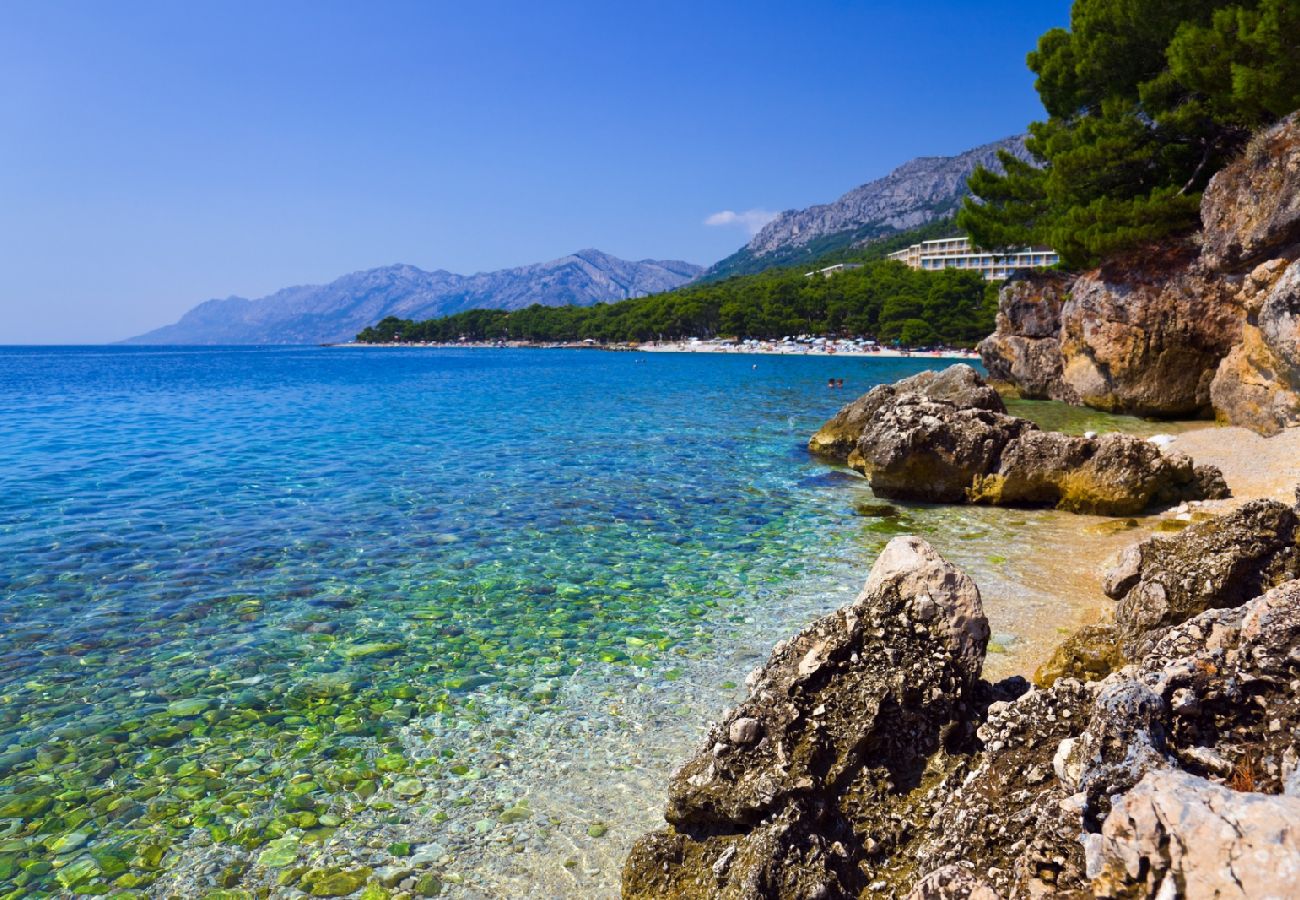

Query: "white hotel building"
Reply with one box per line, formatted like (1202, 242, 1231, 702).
(886, 237, 1059, 280)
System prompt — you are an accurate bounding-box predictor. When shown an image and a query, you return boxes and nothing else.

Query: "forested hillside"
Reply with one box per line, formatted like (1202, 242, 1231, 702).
(358, 222, 999, 347)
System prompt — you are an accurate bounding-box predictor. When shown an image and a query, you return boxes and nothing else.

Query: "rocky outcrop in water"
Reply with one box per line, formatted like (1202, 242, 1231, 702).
(624, 515, 1300, 899)
(981, 112, 1300, 433)
(624, 537, 989, 898)
(807, 365, 1004, 466)
(809, 366, 1228, 515)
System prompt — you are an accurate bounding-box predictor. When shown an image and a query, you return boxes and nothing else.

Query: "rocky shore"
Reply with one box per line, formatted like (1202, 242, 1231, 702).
(979, 112, 1300, 435)
(807, 365, 1227, 515)
(622, 368, 1300, 898)
(619, 112, 1300, 900)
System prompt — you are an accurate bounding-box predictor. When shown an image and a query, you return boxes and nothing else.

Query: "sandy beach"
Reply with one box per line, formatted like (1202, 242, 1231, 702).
(634, 339, 979, 360)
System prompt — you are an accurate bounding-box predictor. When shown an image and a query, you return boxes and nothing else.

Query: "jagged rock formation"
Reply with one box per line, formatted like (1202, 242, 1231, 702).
(623, 536, 990, 899)
(1102, 499, 1300, 658)
(976, 272, 1076, 403)
(980, 112, 1300, 432)
(808, 366, 1227, 515)
(624, 510, 1300, 899)
(705, 137, 1030, 280)
(122, 250, 703, 345)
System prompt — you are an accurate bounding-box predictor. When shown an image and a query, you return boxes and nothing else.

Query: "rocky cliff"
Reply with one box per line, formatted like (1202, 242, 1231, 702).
(980, 112, 1300, 433)
(122, 250, 703, 345)
(706, 137, 1030, 280)
(624, 504, 1300, 898)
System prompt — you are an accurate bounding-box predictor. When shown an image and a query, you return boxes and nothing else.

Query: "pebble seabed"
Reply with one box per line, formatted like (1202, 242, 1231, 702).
(0, 347, 1197, 899)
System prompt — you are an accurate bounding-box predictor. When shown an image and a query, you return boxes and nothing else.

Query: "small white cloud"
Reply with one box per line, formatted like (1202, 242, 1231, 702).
(704, 208, 778, 236)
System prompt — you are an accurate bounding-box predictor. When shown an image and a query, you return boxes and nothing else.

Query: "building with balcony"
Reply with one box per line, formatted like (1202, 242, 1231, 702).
(887, 237, 1058, 280)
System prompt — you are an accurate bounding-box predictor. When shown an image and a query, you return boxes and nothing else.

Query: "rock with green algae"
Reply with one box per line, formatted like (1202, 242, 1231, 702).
(256, 835, 299, 868)
(413, 872, 444, 896)
(300, 867, 373, 897)
(1033, 623, 1123, 688)
(1085, 517, 1140, 535)
(335, 642, 403, 661)
(391, 776, 424, 797)
(166, 697, 215, 717)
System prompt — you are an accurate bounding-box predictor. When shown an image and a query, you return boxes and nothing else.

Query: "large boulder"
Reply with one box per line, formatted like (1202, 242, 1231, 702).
(853, 399, 1030, 504)
(807, 364, 1003, 464)
(978, 271, 1078, 403)
(837, 373, 1229, 515)
(1103, 499, 1300, 657)
(622, 537, 989, 899)
(625, 528, 1300, 899)
(1200, 111, 1300, 273)
(1057, 246, 1244, 418)
(1211, 258, 1300, 434)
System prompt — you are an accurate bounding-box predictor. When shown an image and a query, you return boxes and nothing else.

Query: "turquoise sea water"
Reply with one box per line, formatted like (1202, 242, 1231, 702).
(0, 347, 959, 898)
(0, 347, 1172, 898)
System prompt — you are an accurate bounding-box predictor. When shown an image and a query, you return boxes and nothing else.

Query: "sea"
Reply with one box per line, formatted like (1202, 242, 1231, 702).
(0, 346, 1171, 898)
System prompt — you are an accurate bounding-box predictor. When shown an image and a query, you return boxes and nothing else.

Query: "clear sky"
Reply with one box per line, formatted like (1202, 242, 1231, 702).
(0, 0, 1070, 343)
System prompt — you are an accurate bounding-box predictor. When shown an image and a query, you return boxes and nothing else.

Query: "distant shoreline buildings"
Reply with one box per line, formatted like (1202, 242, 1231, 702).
(886, 237, 1059, 280)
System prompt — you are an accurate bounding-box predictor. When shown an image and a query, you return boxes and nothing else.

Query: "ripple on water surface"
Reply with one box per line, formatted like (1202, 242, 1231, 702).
(0, 347, 1165, 898)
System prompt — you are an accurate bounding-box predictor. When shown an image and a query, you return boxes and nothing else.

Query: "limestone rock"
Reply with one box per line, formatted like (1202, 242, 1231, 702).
(854, 399, 1029, 504)
(1058, 247, 1244, 418)
(1088, 769, 1300, 899)
(978, 271, 1078, 402)
(623, 537, 988, 898)
(1210, 257, 1300, 434)
(911, 679, 1094, 897)
(1201, 111, 1300, 273)
(844, 374, 1227, 515)
(1104, 499, 1300, 657)
(807, 364, 1004, 463)
(977, 113, 1300, 432)
(663, 535, 986, 829)
(905, 865, 1003, 900)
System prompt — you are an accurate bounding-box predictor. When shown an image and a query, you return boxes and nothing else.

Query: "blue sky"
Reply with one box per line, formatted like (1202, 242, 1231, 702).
(0, 0, 1070, 343)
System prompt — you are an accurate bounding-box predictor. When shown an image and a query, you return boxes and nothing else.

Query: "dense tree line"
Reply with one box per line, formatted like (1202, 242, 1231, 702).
(960, 0, 1300, 268)
(357, 259, 999, 347)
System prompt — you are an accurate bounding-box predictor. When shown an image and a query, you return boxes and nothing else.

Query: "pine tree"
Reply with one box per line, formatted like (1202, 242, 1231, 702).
(959, 0, 1300, 269)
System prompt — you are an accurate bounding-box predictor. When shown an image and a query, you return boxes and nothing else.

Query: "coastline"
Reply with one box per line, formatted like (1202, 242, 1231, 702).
(332, 339, 981, 361)
(623, 366, 1300, 897)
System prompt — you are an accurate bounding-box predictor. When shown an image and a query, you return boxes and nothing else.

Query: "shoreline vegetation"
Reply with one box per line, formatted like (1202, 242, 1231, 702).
(352, 224, 1005, 352)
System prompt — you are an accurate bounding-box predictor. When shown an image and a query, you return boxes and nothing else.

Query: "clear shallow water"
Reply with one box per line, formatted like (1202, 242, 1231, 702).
(0, 347, 1160, 898)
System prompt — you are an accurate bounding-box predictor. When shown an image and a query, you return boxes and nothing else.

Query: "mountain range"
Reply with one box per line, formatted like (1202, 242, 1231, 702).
(703, 135, 1030, 280)
(123, 251, 703, 345)
(125, 135, 1028, 344)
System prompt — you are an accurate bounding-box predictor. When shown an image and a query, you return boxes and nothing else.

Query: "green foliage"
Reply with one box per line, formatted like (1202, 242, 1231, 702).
(959, 0, 1300, 269)
(356, 258, 1001, 348)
